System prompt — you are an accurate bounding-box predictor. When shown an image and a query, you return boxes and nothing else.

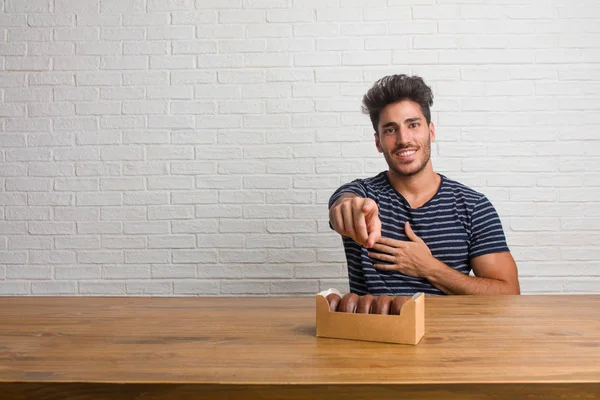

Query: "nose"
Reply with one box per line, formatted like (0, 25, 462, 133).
(395, 127, 411, 146)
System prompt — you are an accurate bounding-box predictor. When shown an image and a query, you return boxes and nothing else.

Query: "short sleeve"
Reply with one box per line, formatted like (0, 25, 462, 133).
(327, 179, 368, 210)
(469, 196, 510, 259)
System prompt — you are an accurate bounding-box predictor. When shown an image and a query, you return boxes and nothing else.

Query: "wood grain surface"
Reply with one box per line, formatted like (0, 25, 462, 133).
(1, 295, 599, 399)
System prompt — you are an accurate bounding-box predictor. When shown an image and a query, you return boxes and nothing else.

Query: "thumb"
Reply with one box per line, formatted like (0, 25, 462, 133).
(405, 221, 424, 243)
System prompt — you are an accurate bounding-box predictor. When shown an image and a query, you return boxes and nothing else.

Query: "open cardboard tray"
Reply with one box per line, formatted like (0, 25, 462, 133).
(315, 288, 425, 345)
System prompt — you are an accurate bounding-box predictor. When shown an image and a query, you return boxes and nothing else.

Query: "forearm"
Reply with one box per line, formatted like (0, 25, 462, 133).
(424, 258, 520, 295)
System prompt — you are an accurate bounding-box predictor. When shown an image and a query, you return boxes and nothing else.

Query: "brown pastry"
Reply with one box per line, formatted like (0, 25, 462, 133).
(371, 295, 393, 315)
(390, 295, 411, 315)
(326, 293, 341, 312)
(337, 293, 359, 313)
(356, 294, 375, 314)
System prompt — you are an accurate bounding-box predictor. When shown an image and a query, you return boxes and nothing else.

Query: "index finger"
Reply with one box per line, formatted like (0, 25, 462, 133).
(377, 236, 409, 248)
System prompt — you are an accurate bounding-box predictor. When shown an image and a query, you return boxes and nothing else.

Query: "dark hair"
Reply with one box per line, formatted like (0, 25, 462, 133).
(361, 74, 434, 133)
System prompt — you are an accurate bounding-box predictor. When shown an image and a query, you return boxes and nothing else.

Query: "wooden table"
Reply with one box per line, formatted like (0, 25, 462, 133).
(1, 295, 599, 399)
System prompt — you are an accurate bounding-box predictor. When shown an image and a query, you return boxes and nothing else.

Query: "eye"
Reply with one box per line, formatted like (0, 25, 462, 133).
(383, 127, 396, 134)
(409, 123, 419, 129)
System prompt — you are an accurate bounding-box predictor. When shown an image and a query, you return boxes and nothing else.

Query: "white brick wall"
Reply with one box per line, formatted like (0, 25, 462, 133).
(1, 0, 599, 295)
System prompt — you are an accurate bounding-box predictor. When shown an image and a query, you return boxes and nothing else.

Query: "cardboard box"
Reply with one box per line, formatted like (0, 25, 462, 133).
(315, 288, 425, 345)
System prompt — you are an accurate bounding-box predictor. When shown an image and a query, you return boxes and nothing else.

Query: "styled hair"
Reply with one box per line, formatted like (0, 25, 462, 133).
(361, 74, 434, 133)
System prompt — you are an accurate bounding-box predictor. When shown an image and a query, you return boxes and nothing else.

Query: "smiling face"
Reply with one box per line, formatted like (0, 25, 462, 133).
(374, 100, 435, 178)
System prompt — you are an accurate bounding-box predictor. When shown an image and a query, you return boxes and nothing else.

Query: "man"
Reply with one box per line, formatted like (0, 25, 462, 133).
(328, 74, 520, 296)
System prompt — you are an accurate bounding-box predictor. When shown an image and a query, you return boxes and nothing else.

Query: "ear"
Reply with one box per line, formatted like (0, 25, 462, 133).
(374, 132, 382, 153)
(429, 122, 436, 142)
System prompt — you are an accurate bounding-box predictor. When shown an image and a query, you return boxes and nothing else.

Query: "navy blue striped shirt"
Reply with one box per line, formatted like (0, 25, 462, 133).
(328, 171, 510, 296)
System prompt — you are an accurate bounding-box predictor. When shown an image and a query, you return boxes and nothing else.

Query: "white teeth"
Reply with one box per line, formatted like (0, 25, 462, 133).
(398, 150, 416, 157)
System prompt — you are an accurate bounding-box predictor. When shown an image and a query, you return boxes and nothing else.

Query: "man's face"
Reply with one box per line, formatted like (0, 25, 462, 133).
(374, 100, 435, 177)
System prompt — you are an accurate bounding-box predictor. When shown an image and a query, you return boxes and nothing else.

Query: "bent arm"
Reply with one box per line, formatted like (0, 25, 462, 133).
(423, 252, 520, 295)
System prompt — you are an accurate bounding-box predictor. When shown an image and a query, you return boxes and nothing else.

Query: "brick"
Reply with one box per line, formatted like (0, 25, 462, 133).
(172, 250, 218, 264)
(219, 220, 265, 233)
(76, 102, 121, 115)
(197, 24, 245, 39)
(101, 116, 146, 129)
(220, 10, 265, 23)
(125, 192, 169, 205)
(6, 0, 49, 11)
(148, 176, 194, 190)
(8, 237, 52, 250)
(0, 14, 26, 27)
(152, 265, 196, 279)
(102, 236, 146, 249)
(75, 162, 119, 177)
(55, 236, 100, 249)
(148, 26, 194, 40)
(54, 87, 98, 101)
(293, 23, 339, 37)
(269, 280, 318, 294)
(100, 0, 144, 12)
(125, 250, 169, 264)
(123, 13, 169, 26)
(221, 280, 269, 295)
(172, 220, 218, 233)
(30, 250, 76, 264)
(171, 10, 215, 24)
(149, 116, 194, 129)
(6, 207, 50, 221)
(32, 281, 78, 295)
(124, 222, 169, 235)
(126, 281, 172, 295)
(148, 0, 192, 10)
(76, 192, 122, 206)
(148, 235, 195, 249)
(0, 251, 27, 264)
(100, 206, 146, 221)
(174, 280, 220, 295)
(101, 28, 145, 41)
(79, 281, 126, 295)
(0, 282, 30, 295)
(221, 250, 267, 263)
(0, 43, 27, 56)
(0, 134, 26, 147)
(172, 191, 218, 205)
(77, 13, 120, 26)
(148, 206, 194, 220)
(100, 146, 144, 161)
(196, 205, 242, 218)
(28, 193, 73, 206)
(55, 266, 101, 280)
(0, 222, 28, 234)
(246, 235, 292, 248)
(150, 55, 195, 69)
(218, 160, 265, 174)
(54, 117, 99, 131)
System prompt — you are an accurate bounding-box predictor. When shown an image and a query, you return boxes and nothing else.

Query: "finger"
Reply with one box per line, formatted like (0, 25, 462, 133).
(370, 243, 397, 255)
(367, 251, 395, 263)
(352, 203, 368, 246)
(362, 199, 378, 215)
(330, 206, 344, 233)
(377, 236, 408, 248)
(341, 202, 357, 241)
(365, 213, 381, 249)
(405, 221, 425, 244)
(373, 263, 396, 271)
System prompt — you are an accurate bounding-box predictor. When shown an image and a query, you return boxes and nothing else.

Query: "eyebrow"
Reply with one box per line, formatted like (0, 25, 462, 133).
(381, 117, 422, 128)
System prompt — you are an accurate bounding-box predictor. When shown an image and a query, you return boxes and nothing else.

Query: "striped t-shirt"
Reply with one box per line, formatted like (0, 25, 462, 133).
(328, 171, 510, 296)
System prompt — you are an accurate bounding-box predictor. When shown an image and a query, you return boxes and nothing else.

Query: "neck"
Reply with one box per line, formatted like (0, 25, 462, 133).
(386, 163, 441, 208)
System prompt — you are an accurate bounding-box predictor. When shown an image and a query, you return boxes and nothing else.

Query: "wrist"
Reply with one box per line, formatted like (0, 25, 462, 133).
(420, 256, 444, 280)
